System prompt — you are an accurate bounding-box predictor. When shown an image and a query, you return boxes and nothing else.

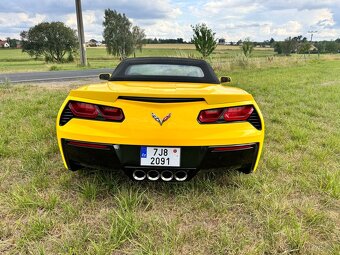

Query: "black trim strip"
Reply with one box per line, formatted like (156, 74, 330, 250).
(118, 96, 204, 103)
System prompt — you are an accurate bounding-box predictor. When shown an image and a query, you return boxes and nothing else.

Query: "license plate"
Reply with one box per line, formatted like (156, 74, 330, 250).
(140, 146, 180, 167)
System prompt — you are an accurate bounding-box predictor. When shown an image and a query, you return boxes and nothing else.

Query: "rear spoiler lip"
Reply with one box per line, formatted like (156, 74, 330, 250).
(69, 91, 254, 105)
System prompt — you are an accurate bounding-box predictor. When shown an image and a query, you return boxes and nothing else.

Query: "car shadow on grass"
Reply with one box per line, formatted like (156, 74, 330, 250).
(71, 167, 248, 201)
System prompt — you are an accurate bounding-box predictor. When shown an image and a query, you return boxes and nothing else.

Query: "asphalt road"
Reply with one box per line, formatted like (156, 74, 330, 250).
(0, 68, 114, 84)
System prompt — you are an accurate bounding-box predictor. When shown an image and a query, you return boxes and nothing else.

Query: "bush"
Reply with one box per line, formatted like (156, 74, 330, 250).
(49, 65, 60, 71)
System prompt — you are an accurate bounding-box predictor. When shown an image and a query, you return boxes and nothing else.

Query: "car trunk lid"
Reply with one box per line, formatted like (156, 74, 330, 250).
(69, 81, 253, 105)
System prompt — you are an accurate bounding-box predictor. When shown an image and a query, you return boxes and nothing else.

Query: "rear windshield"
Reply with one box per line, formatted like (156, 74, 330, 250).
(125, 64, 204, 78)
(109, 58, 220, 84)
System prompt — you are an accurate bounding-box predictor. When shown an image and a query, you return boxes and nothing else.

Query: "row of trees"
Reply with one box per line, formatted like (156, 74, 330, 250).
(18, 8, 340, 62)
(20, 9, 146, 63)
(274, 36, 340, 55)
(142, 38, 185, 44)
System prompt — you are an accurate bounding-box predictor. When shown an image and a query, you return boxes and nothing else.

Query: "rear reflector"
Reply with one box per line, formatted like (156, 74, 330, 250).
(68, 141, 109, 149)
(212, 145, 254, 152)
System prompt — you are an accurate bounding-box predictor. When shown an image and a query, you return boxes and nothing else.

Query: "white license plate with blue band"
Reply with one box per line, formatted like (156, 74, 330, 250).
(140, 146, 180, 167)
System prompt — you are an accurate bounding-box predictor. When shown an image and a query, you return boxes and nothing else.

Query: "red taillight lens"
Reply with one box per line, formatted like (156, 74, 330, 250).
(99, 106, 124, 121)
(198, 105, 254, 124)
(69, 102, 98, 119)
(68, 101, 124, 122)
(224, 106, 254, 121)
(198, 108, 223, 123)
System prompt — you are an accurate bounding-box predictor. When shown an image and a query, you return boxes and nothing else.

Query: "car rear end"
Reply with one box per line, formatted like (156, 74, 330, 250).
(56, 81, 264, 181)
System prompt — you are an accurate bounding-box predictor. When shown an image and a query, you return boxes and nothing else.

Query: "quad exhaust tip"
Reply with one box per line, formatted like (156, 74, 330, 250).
(161, 170, 174, 182)
(174, 170, 188, 181)
(147, 170, 161, 181)
(132, 170, 146, 181)
(132, 169, 188, 182)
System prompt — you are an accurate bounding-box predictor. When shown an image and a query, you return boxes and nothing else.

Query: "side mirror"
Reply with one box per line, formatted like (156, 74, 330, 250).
(220, 76, 232, 83)
(99, 73, 111, 81)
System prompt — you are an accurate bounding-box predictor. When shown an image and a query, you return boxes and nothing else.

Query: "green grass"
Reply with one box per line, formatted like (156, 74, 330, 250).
(0, 46, 276, 73)
(0, 58, 339, 254)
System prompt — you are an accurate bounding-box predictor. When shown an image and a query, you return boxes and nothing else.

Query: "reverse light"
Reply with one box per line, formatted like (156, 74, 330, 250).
(198, 105, 254, 124)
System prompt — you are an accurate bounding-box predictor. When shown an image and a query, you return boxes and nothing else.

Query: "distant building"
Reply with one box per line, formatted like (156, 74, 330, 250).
(218, 38, 226, 45)
(86, 39, 102, 47)
(0, 40, 10, 48)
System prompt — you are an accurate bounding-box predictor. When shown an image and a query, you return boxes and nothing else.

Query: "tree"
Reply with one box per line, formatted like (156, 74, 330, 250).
(191, 23, 217, 58)
(274, 42, 283, 54)
(103, 9, 134, 58)
(4, 37, 18, 48)
(20, 22, 78, 63)
(274, 37, 298, 56)
(297, 41, 312, 54)
(324, 41, 339, 53)
(132, 26, 146, 55)
(242, 38, 254, 57)
(282, 37, 296, 55)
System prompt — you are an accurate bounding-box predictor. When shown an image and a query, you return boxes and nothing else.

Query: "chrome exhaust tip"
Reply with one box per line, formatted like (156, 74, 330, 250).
(132, 170, 146, 181)
(147, 170, 160, 181)
(174, 170, 188, 181)
(161, 170, 173, 182)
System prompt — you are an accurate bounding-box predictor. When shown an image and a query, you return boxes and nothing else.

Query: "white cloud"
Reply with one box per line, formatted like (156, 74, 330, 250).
(273, 21, 303, 37)
(0, 0, 339, 41)
(0, 13, 46, 28)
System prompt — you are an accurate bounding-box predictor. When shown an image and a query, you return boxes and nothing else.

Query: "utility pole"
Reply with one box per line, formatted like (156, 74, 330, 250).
(308, 31, 317, 42)
(75, 0, 87, 66)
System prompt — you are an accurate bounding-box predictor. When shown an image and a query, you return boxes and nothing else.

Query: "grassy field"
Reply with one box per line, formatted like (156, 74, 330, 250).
(0, 45, 276, 73)
(0, 56, 339, 254)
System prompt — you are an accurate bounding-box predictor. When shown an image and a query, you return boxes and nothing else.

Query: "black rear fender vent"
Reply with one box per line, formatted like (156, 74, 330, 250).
(59, 106, 74, 126)
(248, 108, 262, 130)
(118, 96, 205, 103)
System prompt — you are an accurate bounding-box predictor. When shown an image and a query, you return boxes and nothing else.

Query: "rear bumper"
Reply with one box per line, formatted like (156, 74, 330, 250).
(61, 139, 259, 179)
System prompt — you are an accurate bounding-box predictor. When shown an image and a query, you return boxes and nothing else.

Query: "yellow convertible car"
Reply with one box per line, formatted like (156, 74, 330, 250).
(56, 57, 264, 181)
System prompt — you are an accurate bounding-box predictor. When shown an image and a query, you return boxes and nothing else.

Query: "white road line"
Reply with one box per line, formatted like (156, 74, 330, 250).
(0, 74, 98, 84)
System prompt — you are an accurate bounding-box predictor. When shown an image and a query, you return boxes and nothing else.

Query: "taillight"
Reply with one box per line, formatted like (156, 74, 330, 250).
(98, 106, 124, 121)
(224, 106, 253, 121)
(198, 105, 254, 124)
(68, 101, 124, 122)
(198, 108, 223, 123)
(69, 102, 98, 119)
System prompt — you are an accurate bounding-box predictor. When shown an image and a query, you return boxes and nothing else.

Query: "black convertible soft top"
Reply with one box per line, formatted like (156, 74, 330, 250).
(110, 57, 220, 84)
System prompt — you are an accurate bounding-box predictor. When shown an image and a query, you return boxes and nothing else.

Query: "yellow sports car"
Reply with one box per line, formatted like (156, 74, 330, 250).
(56, 57, 264, 181)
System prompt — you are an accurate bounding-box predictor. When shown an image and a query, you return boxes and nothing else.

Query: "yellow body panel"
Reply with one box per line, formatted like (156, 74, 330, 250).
(57, 81, 265, 171)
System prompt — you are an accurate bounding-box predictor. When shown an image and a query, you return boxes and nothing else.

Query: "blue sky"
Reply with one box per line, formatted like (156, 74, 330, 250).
(0, 0, 339, 41)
